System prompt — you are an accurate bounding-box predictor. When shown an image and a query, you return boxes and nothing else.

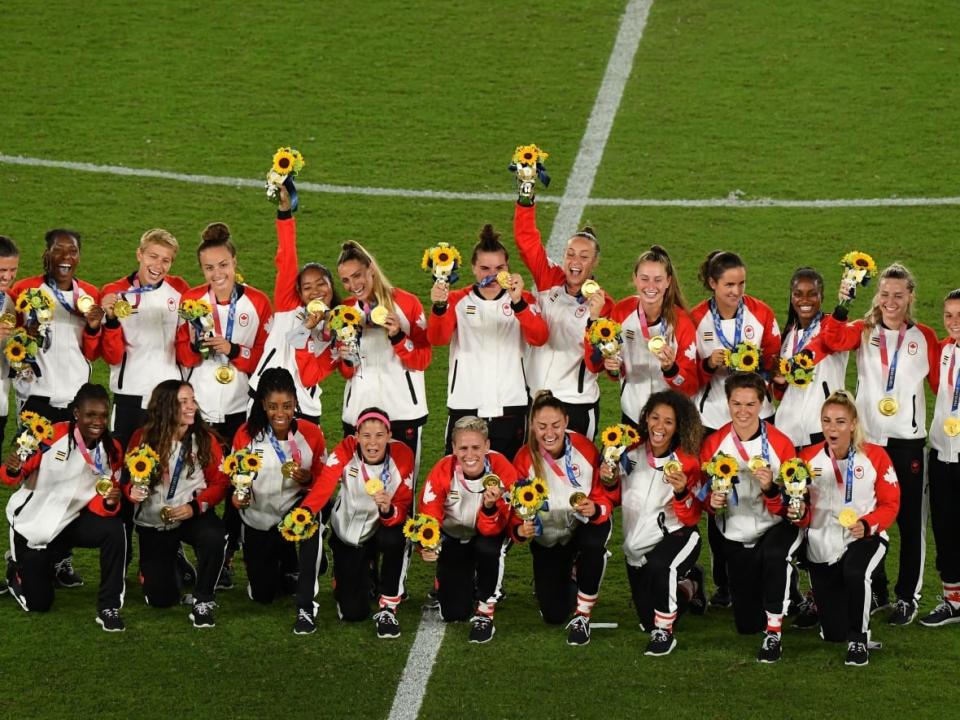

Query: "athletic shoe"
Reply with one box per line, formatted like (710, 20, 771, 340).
(644, 628, 677, 657)
(919, 599, 960, 628)
(216, 560, 234, 591)
(54, 556, 84, 588)
(177, 545, 197, 586)
(8, 573, 28, 612)
(423, 589, 440, 611)
(566, 614, 591, 646)
(709, 586, 731, 609)
(793, 595, 819, 630)
(845, 640, 869, 667)
(293, 608, 317, 635)
(870, 591, 891, 615)
(96, 608, 125, 632)
(687, 565, 707, 616)
(887, 599, 918, 626)
(190, 600, 216, 628)
(468, 615, 495, 644)
(374, 608, 400, 639)
(757, 631, 782, 663)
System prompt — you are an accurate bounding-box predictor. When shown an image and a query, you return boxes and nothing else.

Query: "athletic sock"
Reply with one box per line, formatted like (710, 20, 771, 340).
(765, 611, 783, 634)
(944, 582, 960, 609)
(654, 610, 677, 631)
(475, 600, 495, 617)
(576, 591, 597, 617)
(379, 594, 401, 611)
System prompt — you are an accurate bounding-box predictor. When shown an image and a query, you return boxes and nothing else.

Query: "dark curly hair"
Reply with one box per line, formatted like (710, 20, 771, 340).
(637, 390, 704, 456)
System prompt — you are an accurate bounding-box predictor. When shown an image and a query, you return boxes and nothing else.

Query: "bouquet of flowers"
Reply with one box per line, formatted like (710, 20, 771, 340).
(700, 451, 739, 516)
(599, 423, 636, 479)
(221, 448, 262, 503)
(509, 477, 549, 522)
(278, 506, 320, 543)
(265, 146, 305, 210)
(838, 251, 878, 307)
(403, 513, 442, 551)
(776, 458, 813, 517)
(778, 350, 815, 388)
(509, 143, 551, 206)
(421, 242, 462, 286)
(587, 319, 624, 375)
(16, 411, 54, 462)
(125, 444, 161, 492)
(178, 298, 216, 359)
(4, 328, 40, 378)
(724, 341, 761, 373)
(327, 304, 364, 362)
(15, 288, 54, 337)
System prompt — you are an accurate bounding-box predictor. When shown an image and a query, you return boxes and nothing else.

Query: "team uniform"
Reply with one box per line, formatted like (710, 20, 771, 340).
(819, 312, 938, 610)
(798, 441, 899, 643)
(249, 213, 329, 423)
(512, 432, 613, 625)
(606, 444, 702, 633)
(700, 421, 801, 635)
(593, 297, 699, 427)
(513, 203, 614, 438)
(0, 291, 15, 440)
(11, 276, 102, 423)
(100, 272, 189, 449)
(300, 437, 415, 623)
(428, 284, 548, 461)
(2, 423, 125, 615)
(233, 420, 327, 615)
(417, 452, 520, 622)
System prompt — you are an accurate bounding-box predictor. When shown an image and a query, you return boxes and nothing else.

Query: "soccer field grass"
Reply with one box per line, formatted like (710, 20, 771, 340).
(1, 1, 959, 718)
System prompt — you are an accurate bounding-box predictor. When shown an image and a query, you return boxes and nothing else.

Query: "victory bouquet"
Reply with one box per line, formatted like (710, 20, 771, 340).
(279, 507, 321, 543)
(15, 288, 54, 338)
(178, 298, 215, 359)
(776, 458, 813, 519)
(509, 143, 551, 206)
(509, 477, 549, 522)
(265, 146, 305, 211)
(587, 319, 624, 376)
(221, 448, 262, 504)
(403, 513, 442, 551)
(4, 328, 40, 379)
(421, 242, 462, 286)
(778, 351, 815, 388)
(723, 341, 761, 373)
(598, 423, 637, 479)
(125, 444, 161, 494)
(327, 305, 364, 362)
(15, 411, 54, 461)
(700, 451, 739, 516)
(838, 251, 878, 307)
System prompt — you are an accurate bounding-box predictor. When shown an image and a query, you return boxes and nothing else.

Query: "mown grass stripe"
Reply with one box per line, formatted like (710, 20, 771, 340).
(386, 609, 446, 720)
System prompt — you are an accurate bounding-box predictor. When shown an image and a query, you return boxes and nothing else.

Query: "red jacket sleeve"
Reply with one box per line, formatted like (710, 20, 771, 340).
(99, 280, 129, 365)
(390, 289, 432, 372)
(301, 439, 354, 515)
(274, 217, 302, 312)
(861, 445, 900, 536)
(513, 203, 567, 291)
(672, 451, 703, 526)
(921, 325, 942, 394)
(295, 339, 338, 387)
(667, 310, 700, 397)
(515, 291, 549, 346)
(196, 434, 229, 509)
(819, 314, 864, 353)
(299, 421, 327, 484)
(79, 281, 102, 361)
(229, 286, 272, 375)
(417, 457, 452, 524)
(475, 452, 521, 536)
(426, 288, 468, 346)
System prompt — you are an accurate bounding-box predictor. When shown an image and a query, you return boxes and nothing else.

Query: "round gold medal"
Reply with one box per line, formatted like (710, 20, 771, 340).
(159, 506, 175, 524)
(581, 280, 600, 297)
(747, 456, 768, 473)
(281, 461, 298, 479)
(496, 271, 512, 289)
(0, 312, 16, 327)
(569, 491, 587, 507)
(365, 478, 384, 495)
(95, 476, 114, 497)
(76, 295, 95, 314)
(944, 417, 960, 437)
(215, 364, 236, 384)
(662, 460, 683, 475)
(482, 474, 502, 489)
(113, 298, 133, 319)
(878, 396, 899, 416)
(647, 335, 667, 354)
(306, 298, 328, 316)
(838, 508, 859, 528)
(370, 306, 389, 326)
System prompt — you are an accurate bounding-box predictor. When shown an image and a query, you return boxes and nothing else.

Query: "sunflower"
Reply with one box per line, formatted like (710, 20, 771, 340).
(127, 454, 154, 480)
(403, 517, 420, 540)
(33, 418, 54, 440)
(340, 307, 362, 326)
(221, 455, 239, 476)
(602, 425, 623, 447)
(272, 148, 297, 175)
(512, 144, 549, 167)
(418, 521, 439, 548)
(794, 353, 814, 370)
(842, 251, 877, 275)
(531, 478, 548, 498)
(196, 299, 213, 315)
(781, 461, 798, 480)
(301, 522, 319, 540)
(517, 486, 539, 509)
(714, 457, 737, 480)
(793, 373, 810, 387)
(625, 425, 640, 445)
(180, 298, 196, 316)
(142, 445, 161, 463)
(241, 453, 262, 473)
(778, 358, 791, 377)
(279, 525, 299, 542)
(290, 507, 312, 526)
(739, 348, 758, 370)
(4, 339, 26, 364)
(19, 411, 39, 425)
(421, 248, 431, 271)
(15, 294, 30, 313)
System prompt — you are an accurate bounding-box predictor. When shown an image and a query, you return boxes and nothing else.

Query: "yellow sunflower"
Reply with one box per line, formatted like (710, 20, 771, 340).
(433, 249, 452, 266)
(512, 144, 549, 167)
(290, 507, 312, 526)
(341, 307, 362, 326)
(421, 248, 431, 271)
(793, 373, 811, 387)
(142, 445, 161, 463)
(33, 418, 54, 440)
(127, 454, 154, 480)
(20, 411, 39, 425)
(715, 457, 737, 480)
(279, 526, 299, 542)
(301, 522, 319, 540)
(221, 455, 239, 476)
(403, 517, 420, 540)
(531, 478, 548, 498)
(4, 339, 26, 364)
(842, 251, 877, 274)
(778, 358, 792, 377)
(15, 294, 30, 313)
(794, 353, 814, 370)
(739, 348, 759, 370)
(625, 426, 640, 444)
(272, 148, 297, 175)
(195, 299, 213, 315)
(242, 453, 262, 473)
(602, 426, 623, 447)
(517, 486, 539, 509)
(418, 521, 440, 548)
(781, 462, 798, 480)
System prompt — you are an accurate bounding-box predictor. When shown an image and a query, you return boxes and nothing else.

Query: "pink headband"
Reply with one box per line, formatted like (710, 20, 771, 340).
(356, 411, 391, 431)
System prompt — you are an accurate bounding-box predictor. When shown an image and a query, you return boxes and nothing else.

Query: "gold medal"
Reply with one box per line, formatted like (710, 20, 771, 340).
(496, 271, 512, 289)
(365, 478, 384, 495)
(878, 396, 899, 416)
(482, 474, 502, 489)
(838, 508, 859, 528)
(747, 456, 768, 473)
(215, 364, 236, 384)
(662, 459, 683, 475)
(370, 305, 389, 326)
(944, 417, 960, 437)
(647, 335, 667, 354)
(95, 476, 114, 497)
(76, 295, 95, 314)
(281, 461, 298, 479)
(113, 298, 133, 319)
(581, 280, 600, 297)
(306, 298, 328, 316)
(0, 312, 16, 327)
(569, 491, 587, 508)
(159, 506, 175, 524)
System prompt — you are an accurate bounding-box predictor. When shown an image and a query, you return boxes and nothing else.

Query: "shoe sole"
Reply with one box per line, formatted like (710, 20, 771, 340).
(888, 611, 918, 626)
(644, 639, 677, 657)
(844, 659, 869, 667)
(95, 617, 125, 633)
(293, 627, 317, 635)
(9, 587, 29, 613)
(567, 637, 590, 647)
(377, 632, 401, 639)
(188, 614, 215, 628)
(919, 615, 960, 628)
(757, 657, 782, 664)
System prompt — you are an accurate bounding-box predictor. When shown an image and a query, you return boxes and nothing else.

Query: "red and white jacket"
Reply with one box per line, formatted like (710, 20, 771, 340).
(798, 441, 900, 565)
(11, 276, 101, 408)
(418, 451, 519, 541)
(593, 297, 700, 424)
(100, 273, 189, 408)
(691, 296, 780, 429)
(301, 437, 414, 547)
(233, 420, 327, 532)
(700, 422, 796, 544)
(514, 203, 614, 405)
(930, 338, 960, 462)
(175, 283, 272, 423)
(250, 217, 330, 419)
(774, 320, 849, 447)
(819, 315, 939, 443)
(2, 423, 121, 548)
(606, 444, 702, 567)
(428, 285, 547, 416)
(125, 428, 229, 530)
(512, 431, 611, 548)
(334, 289, 431, 426)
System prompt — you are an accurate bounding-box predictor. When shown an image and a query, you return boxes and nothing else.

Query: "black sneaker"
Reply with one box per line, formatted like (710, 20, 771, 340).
(293, 608, 317, 635)
(469, 614, 496, 644)
(644, 628, 677, 657)
(177, 545, 196, 586)
(887, 599, 918, 626)
(870, 591, 891, 615)
(190, 600, 216, 628)
(845, 640, 869, 666)
(793, 595, 819, 630)
(919, 599, 960, 628)
(757, 631, 782, 663)
(95, 608, 125, 632)
(374, 608, 400, 639)
(709, 586, 731, 609)
(566, 614, 591, 646)
(216, 560, 234, 591)
(7, 572, 28, 612)
(687, 565, 707, 616)
(423, 589, 440, 611)
(54, 556, 84, 588)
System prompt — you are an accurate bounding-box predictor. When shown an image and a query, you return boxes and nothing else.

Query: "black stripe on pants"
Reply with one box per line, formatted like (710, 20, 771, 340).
(561, 400, 600, 442)
(241, 520, 323, 612)
(436, 533, 508, 622)
(138, 510, 227, 606)
(929, 451, 960, 583)
(11, 510, 126, 612)
(724, 521, 802, 634)
(530, 519, 612, 625)
(330, 524, 406, 621)
(212, 412, 248, 555)
(626, 527, 701, 630)
(809, 536, 887, 643)
(707, 514, 729, 589)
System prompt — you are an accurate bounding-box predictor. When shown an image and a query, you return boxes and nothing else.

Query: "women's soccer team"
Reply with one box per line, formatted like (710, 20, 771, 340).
(1, 180, 959, 669)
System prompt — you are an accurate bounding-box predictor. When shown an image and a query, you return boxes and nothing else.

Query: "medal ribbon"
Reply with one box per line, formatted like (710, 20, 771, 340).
(124, 275, 160, 309)
(267, 427, 302, 467)
(539, 437, 581, 488)
(477, 275, 499, 288)
(72, 426, 106, 477)
(828, 445, 856, 505)
(359, 447, 392, 489)
(47, 277, 81, 316)
(207, 285, 238, 341)
(636, 305, 665, 342)
(729, 421, 769, 464)
(791, 313, 822, 355)
(709, 298, 743, 350)
(878, 324, 908, 394)
(644, 443, 678, 482)
(949, 345, 960, 414)
(453, 456, 492, 493)
(164, 442, 189, 501)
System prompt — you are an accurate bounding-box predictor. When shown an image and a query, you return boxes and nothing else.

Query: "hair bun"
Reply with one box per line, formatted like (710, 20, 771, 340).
(478, 224, 500, 243)
(532, 389, 554, 402)
(201, 222, 231, 243)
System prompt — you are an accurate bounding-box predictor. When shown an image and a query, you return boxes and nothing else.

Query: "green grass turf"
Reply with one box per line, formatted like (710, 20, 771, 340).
(1, 0, 960, 717)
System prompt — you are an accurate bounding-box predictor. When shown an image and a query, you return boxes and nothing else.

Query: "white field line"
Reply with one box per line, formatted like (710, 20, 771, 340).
(385, 609, 446, 720)
(2, 152, 957, 210)
(546, 0, 654, 257)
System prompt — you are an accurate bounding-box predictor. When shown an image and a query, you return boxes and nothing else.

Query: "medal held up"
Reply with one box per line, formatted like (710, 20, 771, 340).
(509, 143, 550, 206)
